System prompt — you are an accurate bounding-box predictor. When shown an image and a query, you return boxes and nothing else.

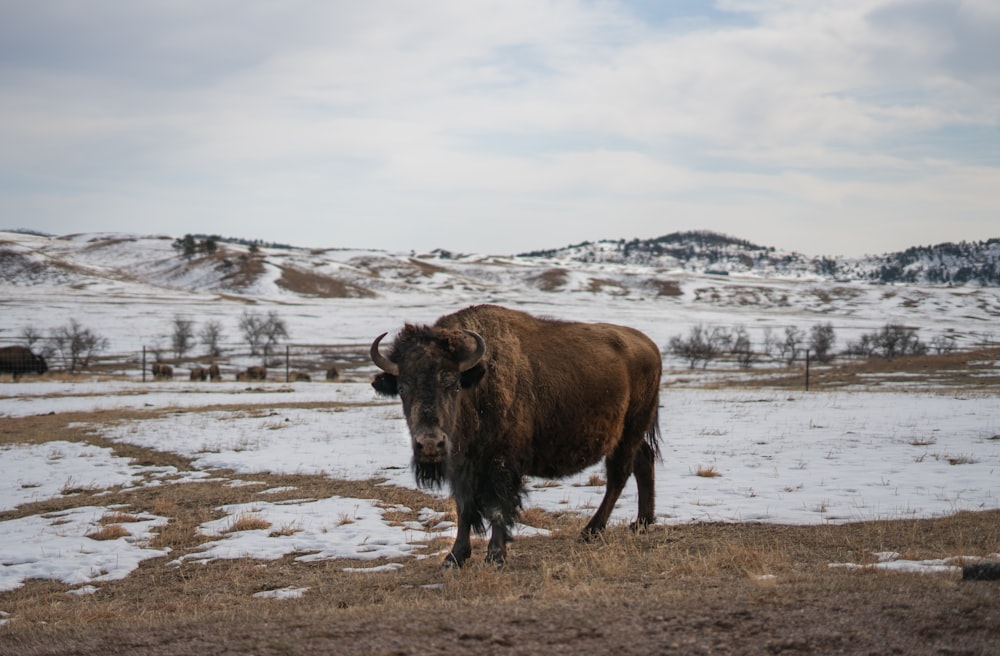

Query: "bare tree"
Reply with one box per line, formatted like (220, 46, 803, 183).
(240, 310, 289, 359)
(49, 320, 109, 372)
(20, 326, 43, 348)
(847, 324, 927, 359)
(239, 310, 266, 355)
(260, 311, 289, 360)
(930, 333, 957, 355)
(731, 325, 756, 369)
(874, 324, 926, 359)
(809, 323, 836, 363)
(760, 327, 777, 360)
(669, 324, 730, 369)
(778, 326, 804, 365)
(200, 320, 225, 357)
(171, 315, 195, 359)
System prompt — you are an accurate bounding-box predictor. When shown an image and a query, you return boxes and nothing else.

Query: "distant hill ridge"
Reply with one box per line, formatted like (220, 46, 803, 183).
(521, 230, 1000, 286)
(4, 228, 999, 287)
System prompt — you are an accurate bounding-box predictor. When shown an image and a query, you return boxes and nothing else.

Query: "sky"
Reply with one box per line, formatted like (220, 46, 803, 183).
(1, 0, 998, 257)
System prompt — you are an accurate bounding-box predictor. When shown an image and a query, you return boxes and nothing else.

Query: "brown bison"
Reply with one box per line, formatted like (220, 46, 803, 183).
(0, 346, 48, 379)
(151, 363, 173, 380)
(325, 365, 340, 381)
(290, 371, 311, 382)
(208, 363, 221, 381)
(189, 367, 208, 381)
(371, 304, 662, 567)
(237, 366, 266, 381)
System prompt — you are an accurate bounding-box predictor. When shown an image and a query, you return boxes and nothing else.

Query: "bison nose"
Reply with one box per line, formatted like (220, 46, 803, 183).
(414, 429, 447, 460)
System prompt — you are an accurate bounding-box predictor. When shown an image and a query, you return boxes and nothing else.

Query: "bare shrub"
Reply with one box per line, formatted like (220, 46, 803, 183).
(695, 465, 722, 478)
(809, 322, 836, 363)
(171, 315, 195, 359)
(239, 310, 289, 359)
(48, 320, 109, 372)
(199, 320, 225, 357)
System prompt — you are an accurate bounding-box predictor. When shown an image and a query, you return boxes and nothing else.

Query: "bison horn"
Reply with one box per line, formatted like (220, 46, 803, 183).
(458, 330, 486, 372)
(370, 332, 399, 376)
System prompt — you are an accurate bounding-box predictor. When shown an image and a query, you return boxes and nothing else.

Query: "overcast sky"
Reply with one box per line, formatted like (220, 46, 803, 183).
(1, 1, 998, 257)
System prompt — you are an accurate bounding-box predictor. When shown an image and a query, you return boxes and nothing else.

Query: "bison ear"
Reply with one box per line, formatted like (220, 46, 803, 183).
(459, 363, 485, 389)
(372, 372, 399, 397)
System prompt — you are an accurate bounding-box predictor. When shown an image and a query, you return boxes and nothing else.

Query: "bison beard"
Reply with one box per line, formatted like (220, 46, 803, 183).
(372, 304, 662, 568)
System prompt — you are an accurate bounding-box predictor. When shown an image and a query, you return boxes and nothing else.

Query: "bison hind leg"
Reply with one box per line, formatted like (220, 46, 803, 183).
(631, 439, 657, 530)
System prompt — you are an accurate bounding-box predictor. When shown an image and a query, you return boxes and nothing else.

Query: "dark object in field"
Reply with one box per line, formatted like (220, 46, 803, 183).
(0, 346, 48, 379)
(962, 563, 1000, 581)
(208, 363, 221, 381)
(236, 366, 267, 381)
(189, 367, 208, 381)
(151, 362, 173, 380)
(325, 366, 340, 381)
(371, 304, 662, 568)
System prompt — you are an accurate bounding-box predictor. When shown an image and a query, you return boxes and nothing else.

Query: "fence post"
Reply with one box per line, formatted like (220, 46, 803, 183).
(286, 345, 290, 383)
(142, 346, 146, 383)
(805, 349, 811, 391)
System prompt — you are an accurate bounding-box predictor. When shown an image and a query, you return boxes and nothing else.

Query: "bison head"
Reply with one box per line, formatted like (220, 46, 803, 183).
(371, 325, 486, 487)
(33, 353, 48, 375)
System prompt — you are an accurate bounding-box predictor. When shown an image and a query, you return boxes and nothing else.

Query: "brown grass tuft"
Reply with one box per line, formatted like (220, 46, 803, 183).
(695, 465, 722, 478)
(225, 513, 271, 533)
(86, 524, 130, 541)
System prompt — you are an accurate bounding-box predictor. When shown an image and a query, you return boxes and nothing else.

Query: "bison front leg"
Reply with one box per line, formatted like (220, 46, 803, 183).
(444, 519, 473, 568)
(485, 520, 510, 568)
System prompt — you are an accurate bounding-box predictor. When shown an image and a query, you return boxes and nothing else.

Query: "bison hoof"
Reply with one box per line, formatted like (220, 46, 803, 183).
(442, 553, 465, 569)
(580, 526, 605, 543)
(630, 519, 653, 533)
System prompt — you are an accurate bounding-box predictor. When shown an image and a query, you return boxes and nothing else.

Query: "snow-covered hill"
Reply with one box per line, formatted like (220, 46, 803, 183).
(524, 230, 1000, 285)
(2, 230, 999, 360)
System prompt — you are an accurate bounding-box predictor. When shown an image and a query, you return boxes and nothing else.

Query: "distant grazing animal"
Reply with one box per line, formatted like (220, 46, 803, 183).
(0, 346, 48, 379)
(208, 363, 221, 381)
(247, 365, 266, 380)
(325, 366, 340, 381)
(371, 304, 662, 568)
(290, 371, 311, 382)
(151, 363, 173, 380)
(189, 367, 208, 381)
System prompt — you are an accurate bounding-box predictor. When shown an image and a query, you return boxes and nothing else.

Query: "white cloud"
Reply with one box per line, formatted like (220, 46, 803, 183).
(0, 0, 996, 255)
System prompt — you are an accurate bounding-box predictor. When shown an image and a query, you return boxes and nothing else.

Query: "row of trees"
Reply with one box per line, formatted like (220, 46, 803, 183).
(668, 323, 836, 369)
(17, 310, 290, 372)
(159, 310, 289, 361)
(668, 322, 943, 369)
(21, 320, 109, 372)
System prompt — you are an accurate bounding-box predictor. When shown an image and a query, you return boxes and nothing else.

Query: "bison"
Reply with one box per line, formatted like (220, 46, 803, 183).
(0, 346, 48, 379)
(290, 371, 311, 382)
(189, 367, 208, 381)
(208, 363, 221, 381)
(325, 365, 340, 381)
(237, 366, 266, 381)
(371, 304, 662, 568)
(151, 363, 173, 380)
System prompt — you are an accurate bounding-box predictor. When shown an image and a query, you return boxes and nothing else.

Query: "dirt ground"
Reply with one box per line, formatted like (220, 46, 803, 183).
(3, 513, 998, 656)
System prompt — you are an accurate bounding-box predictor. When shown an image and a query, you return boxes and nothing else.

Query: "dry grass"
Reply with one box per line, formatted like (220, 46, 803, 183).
(225, 513, 272, 533)
(275, 265, 376, 299)
(85, 524, 130, 541)
(529, 268, 569, 292)
(694, 465, 722, 478)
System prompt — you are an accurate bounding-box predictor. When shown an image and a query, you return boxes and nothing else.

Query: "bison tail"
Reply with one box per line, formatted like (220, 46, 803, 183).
(645, 407, 663, 463)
